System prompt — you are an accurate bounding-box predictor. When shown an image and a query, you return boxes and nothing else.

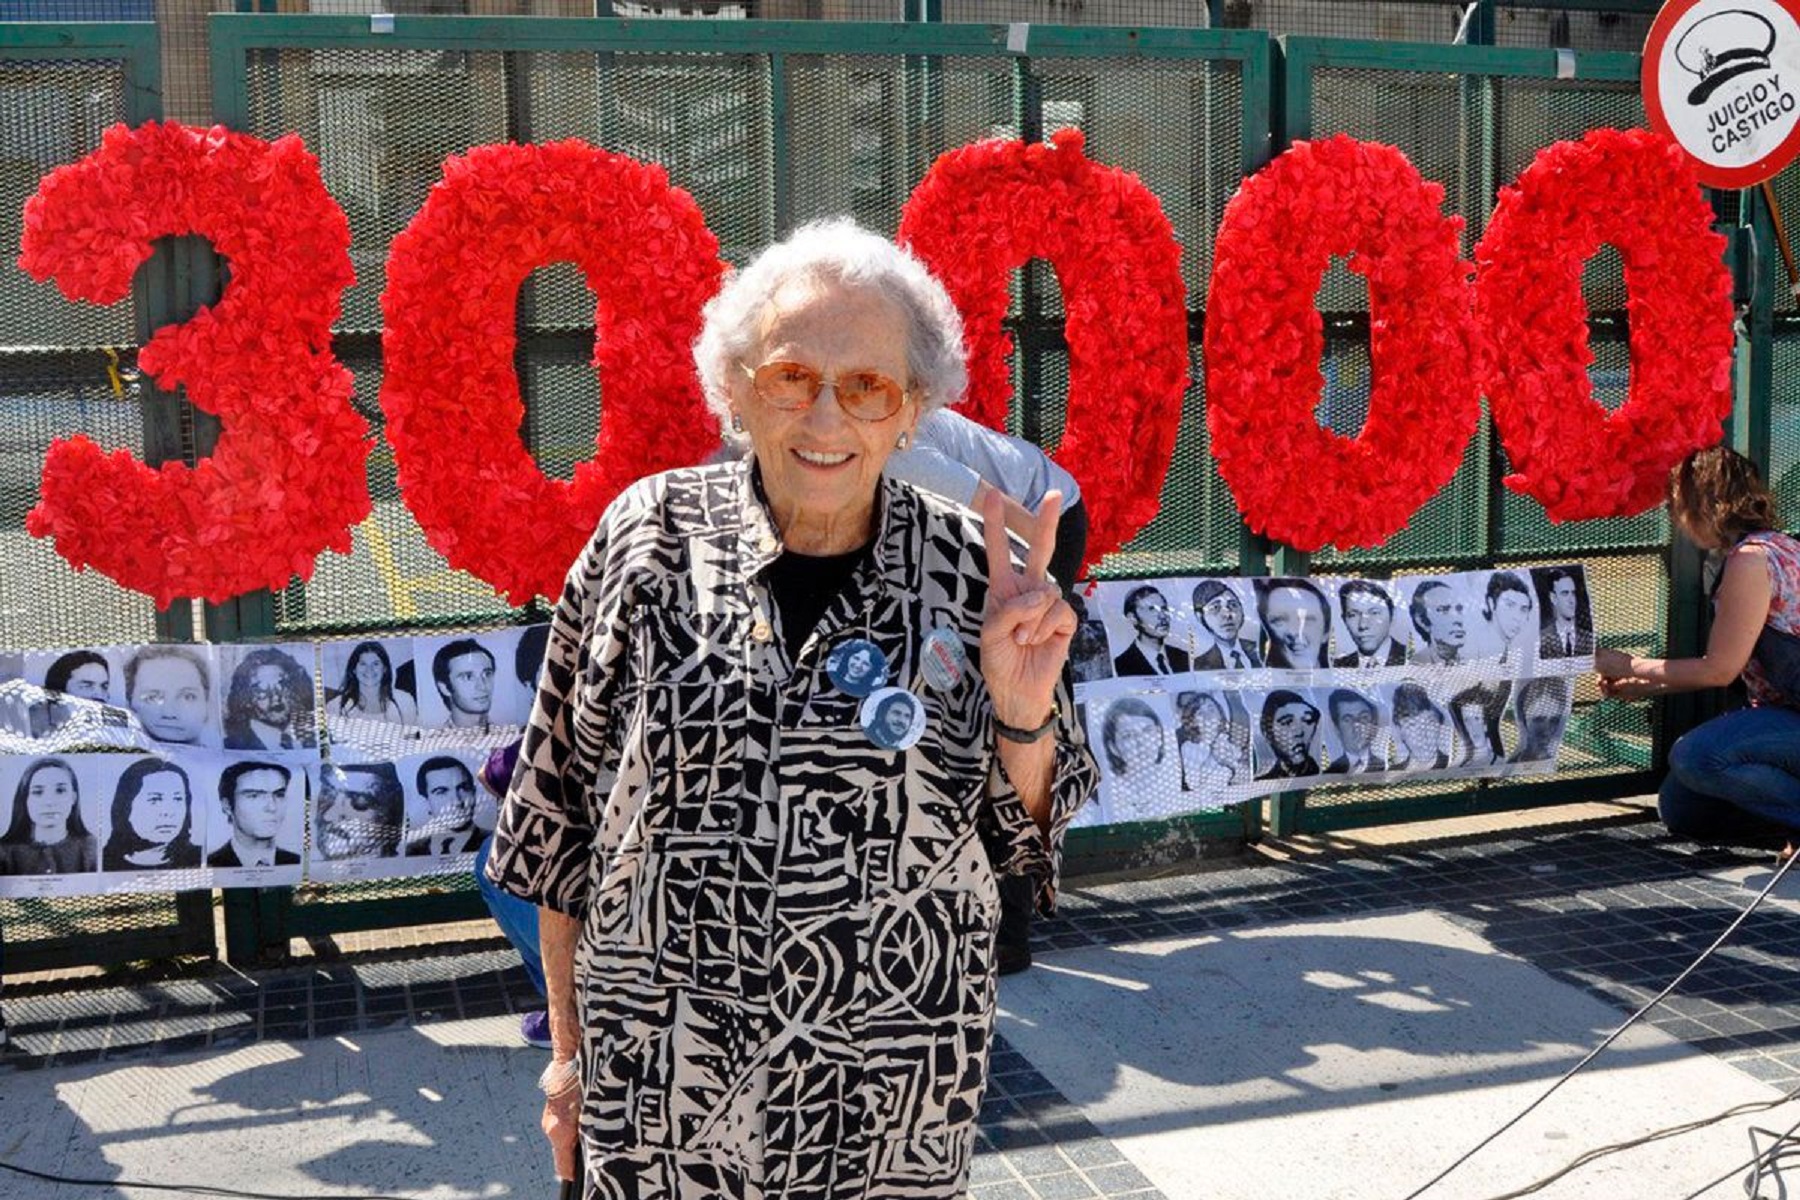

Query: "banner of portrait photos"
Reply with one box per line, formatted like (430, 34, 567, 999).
(1067, 565, 1595, 829)
(0, 626, 547, 898)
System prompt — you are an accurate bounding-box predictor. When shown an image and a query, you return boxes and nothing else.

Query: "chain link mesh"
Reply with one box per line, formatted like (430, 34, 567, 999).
(0, 44, 194, 969)
(1277, 56, 1660, 824)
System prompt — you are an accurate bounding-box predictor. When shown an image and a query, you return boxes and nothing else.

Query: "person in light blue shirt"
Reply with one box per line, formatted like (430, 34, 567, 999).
(888, 408, 1087, 596)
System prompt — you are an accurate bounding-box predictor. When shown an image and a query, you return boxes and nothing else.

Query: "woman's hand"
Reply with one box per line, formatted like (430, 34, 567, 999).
(979, 489, 1075, 727)
(1594, 647, 1636, 679)
(542, 1084, 580, 1181)
(1598, 676, 1663, 701)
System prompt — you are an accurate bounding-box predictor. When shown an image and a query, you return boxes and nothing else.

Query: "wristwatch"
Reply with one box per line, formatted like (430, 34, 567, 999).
(994, 703, 1060, 744)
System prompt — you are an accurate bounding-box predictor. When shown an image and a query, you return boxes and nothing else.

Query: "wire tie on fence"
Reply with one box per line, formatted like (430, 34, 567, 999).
(370, 12, 395, 34)
(104, 348, 124, 400)
(1006, 22, 1029, 55)
(1555, 49, 1576, 80)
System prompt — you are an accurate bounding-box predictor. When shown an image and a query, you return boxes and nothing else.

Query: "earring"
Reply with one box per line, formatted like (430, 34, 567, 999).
(730, 412, 745, 434)
(896, 431, 910, 451)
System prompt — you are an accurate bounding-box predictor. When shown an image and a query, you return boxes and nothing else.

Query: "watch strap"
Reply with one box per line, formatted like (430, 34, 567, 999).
(994, 703, 1060, 744)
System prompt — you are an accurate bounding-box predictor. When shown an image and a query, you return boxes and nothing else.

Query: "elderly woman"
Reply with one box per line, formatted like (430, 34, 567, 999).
(1599, 447, 1800, 844)
(485, 219, 1097, 1198)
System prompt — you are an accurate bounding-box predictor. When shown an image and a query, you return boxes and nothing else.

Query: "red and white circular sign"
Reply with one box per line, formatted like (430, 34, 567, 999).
(1644, 0, 1800, 187)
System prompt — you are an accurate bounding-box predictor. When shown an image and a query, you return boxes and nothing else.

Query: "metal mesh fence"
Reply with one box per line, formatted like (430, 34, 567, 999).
(1275, 52, 1661, 825)
(0, 37, 208, 971)
(1772, 333, 1800, 534)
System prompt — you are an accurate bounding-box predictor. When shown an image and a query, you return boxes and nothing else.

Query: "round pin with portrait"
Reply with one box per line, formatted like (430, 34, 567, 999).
(826, 638, 889, 698)
(860, 686, 927, 751)
(919, 626, 969, 693)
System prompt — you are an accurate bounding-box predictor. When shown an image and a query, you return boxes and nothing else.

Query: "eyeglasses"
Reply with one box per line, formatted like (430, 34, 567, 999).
(740, 361, 911, 422)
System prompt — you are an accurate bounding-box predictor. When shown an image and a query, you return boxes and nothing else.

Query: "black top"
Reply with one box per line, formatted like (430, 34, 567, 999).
(765, 543, 872, 660)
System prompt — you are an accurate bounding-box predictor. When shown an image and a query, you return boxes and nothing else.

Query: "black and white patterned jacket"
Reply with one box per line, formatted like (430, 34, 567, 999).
(486, 459, 1097, 1200)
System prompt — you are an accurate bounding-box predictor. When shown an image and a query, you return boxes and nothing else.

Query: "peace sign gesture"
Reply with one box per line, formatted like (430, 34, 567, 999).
(979, 488, 1076, 729)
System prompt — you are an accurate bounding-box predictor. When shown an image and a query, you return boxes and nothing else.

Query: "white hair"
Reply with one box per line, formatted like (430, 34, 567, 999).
(693, 218, 968, 445)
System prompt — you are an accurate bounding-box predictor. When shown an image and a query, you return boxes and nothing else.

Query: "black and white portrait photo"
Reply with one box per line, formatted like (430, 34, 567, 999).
(221, 645, 318, 751)
(100, 755, 205, 876)
(861, 688, 927, 751)
(1107, 583, 1190, 677)
(1173, 689, 1252, 797)
(205, 757, 305, 872)
(1387, 681, 1452, 773)
(1253, 688, 1326, 781)
(323, 638, 420, 726)
(414, 630, 531, 733)
(1190, 580, 1263, 670)
(1510, 675, 1574, 764)
(311, 761, 407, 868)
(18, 648, 133, 739)
(401, 752, 489, 858)
(1474, 571, 1537, 670)
(1323, 687, 1388, 775)
(1256, 578, 1332, 670)
(1407, 578, 1472, 667)
(119, 644, 219, 748)
(1090, 691, 1183, 823)
(1332, 580, 1406, 668)
(0, 755, 100, 885)
(1450, 681, 1513, 770)
(1532, 566, 1595, 660)
(1067, 593, 1115, 685)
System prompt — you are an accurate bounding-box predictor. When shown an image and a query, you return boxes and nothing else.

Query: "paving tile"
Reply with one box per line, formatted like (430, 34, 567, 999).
(970, 1184, 1033, 1200)
(1085, 1163, 1154, 1193)
(1027, 1171, 1097, 1199)
(1002, 1147, 1072, 1178)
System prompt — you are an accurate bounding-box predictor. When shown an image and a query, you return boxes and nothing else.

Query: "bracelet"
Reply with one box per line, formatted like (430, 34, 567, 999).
(994, 703, 1060, 744)
(537, 1056, 581, 1097)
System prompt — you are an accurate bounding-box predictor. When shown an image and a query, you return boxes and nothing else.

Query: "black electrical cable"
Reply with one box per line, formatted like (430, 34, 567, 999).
(0, 1157, 421, 1200)
(1399, 849, 1800, 1200)
(1475, 1085, 1800, 1200)
(1677, 1108, 1800, 1199)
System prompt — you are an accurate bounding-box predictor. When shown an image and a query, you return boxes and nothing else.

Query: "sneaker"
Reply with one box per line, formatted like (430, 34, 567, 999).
(520, 1009, 553, 1049)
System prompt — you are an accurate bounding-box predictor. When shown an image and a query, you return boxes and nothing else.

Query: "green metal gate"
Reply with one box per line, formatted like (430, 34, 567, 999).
(0, 11, 1767, 963)
(0, 22, 216, 972)
(1264, 36, 1673, 834)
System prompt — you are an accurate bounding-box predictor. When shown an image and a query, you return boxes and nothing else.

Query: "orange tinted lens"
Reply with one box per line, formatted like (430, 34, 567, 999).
(837, 372, 905, 421)
(752, 361, 822, 409)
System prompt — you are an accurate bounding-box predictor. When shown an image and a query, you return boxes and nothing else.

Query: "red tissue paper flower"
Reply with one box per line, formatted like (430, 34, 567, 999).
(381, 140, 724, 605)
(897, 128, 1189, 572)
(1204, 134, 1481, 552)
(1475, 127, 1733, 521)
(18, 120, 369, 608)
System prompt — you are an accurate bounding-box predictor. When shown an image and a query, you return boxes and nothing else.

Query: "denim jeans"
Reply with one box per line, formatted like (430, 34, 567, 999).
(474, 835, 546, 999)
(1658, 706, 1800, 844)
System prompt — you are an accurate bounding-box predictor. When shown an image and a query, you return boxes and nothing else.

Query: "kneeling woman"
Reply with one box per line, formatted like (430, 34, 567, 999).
(1597, 446, 1800, 843)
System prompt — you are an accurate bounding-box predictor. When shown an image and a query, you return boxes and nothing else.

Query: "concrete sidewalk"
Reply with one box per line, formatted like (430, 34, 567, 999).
(6, 801, 1800, 1199)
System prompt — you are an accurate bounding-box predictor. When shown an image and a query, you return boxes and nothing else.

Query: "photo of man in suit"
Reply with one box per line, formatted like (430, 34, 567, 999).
(1534, 566, 1596, 659)
(1191, 580, 1262, 670)
(1333, 580, 1406, 668)
(1257, 578, 1332, 669)
(1324, 688, 1387, 774)
(223, 647, 316, 751)
(1112, 584, 1190, 677)
(207, 760, 300, 868)
(1408, 579, 1469, 666)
